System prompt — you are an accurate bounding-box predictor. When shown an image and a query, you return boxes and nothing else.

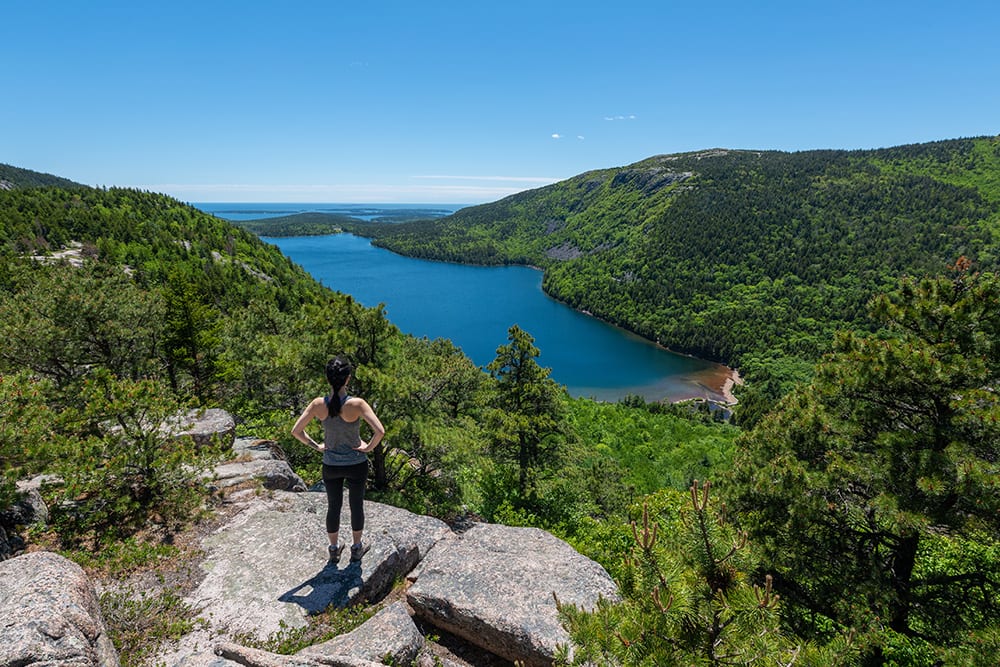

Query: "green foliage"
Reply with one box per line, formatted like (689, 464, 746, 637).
(0, 372, 56, 513)
(47, 371, 213, 545)
(355, 137, 1000, 394)
(457, 390, 739, 571)
(556, 483, 829, 666)
(100, 584, 202, 667)
(65, 536, 183, 578)
(0, 162, 86, 189)
(162, 275, 225, 402)
(0, 260, 165, 388)
(728, 262, 1000, 659)
(565, 396, 738, 496)
(232, 212, 355, 236)
(231, 604, 372, 654)
(483, 325, 566, 502)
(234, 206, 454, 237)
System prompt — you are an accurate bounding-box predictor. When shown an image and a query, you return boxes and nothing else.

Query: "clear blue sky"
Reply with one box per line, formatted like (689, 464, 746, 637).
(2, 1, 998, 204)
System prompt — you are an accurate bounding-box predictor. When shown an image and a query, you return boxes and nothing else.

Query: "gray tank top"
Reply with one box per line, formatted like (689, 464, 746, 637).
(322, 396, 367, 466)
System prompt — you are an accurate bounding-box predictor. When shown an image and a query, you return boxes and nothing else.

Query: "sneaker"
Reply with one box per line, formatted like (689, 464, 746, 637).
(328, 544, 344, 563)
(349, 542, 370, 562)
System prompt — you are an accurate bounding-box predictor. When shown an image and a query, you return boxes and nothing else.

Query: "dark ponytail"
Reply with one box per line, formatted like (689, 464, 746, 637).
(325, 356, 354, 416)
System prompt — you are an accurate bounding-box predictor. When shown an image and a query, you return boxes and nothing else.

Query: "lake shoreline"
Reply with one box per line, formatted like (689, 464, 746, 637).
(719, 367, 743, 404)
(676, 364, 742, 406)
(572, 306, 741, 406)
(365, 239, 746, 405)
(250, 225, 740, 405)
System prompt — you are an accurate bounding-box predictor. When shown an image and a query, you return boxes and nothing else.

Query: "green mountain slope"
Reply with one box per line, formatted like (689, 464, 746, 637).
(0, 163, 87, 190)
(350, 137, 1000, 384)
(0, 182, 499, 524)
(0, 186, 322, 313)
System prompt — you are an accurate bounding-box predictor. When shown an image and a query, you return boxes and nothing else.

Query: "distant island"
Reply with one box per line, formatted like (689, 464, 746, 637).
(219, 206, 457, 236)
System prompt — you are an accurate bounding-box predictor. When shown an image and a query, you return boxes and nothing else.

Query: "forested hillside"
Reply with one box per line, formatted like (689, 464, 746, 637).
(3, 166, 1000, 663)
(0, 183, 735, 558)
(350, 137, 1000, 396)
(0, 162, 87, 190)
(0, 185, 487, 520)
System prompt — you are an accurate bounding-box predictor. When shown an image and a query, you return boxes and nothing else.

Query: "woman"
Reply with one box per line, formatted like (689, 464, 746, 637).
(292, 356, 384, 563)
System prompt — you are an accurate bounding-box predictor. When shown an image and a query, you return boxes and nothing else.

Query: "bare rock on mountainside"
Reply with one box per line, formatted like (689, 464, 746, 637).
(406, 523, 620, 667)
(0, 476, 55, 561)
(189, 492, 449, 636)
(0, 551, 119, 667)
(159, 491, 451, 665)
(5, 476, 53, 525)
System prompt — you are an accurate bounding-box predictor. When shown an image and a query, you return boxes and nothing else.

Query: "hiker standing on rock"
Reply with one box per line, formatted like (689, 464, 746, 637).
(292, 356, 384, 563)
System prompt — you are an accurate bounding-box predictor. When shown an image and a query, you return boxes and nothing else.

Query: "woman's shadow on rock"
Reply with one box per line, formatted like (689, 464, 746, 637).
(279, 561, 364, 614)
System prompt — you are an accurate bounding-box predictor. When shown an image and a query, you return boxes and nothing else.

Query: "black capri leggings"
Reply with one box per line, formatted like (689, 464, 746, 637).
(322, 460, 369, 533)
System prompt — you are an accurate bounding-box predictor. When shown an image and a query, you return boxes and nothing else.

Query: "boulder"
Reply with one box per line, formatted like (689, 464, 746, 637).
(0, 484, 50, 528)
(170, 408, 237, 449)
(0, 476, 54, 561)
(233, 437, 287, 461)
(214, 643, 383, 667)
(0, 525, 14, 560)
(209, 459, 307, 492)
(297, 601, 423, 665)
(407, 523, 620, 667)
(181, 492, 449, 644)
(0, 551, 120, 666)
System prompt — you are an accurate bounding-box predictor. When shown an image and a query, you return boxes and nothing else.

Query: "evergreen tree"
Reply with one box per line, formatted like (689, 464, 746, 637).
(0, 261, 164, 389)
(556, 483, 843, 665)
(483, 325, 565, 499)
(162, 276, 224, 403)
(0, 372, 56, 515)
(728, 259, 1000, 659)
(49, 370, 212, 545)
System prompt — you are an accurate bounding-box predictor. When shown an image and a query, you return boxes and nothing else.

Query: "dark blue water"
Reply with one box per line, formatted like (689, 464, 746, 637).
(197, 203, 732, 403)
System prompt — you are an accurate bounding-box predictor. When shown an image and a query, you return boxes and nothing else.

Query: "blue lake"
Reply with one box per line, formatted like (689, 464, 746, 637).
(197, 203, 733, 403)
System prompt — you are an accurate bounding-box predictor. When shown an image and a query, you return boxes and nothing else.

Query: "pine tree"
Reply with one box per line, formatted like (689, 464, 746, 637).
(556, 482, 843, 665)
(483, 325, 565, 499)
(728, 259, 1000, 659)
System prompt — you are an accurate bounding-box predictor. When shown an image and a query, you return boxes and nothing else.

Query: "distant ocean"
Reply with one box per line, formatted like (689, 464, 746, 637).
(193, 202, 465, 222)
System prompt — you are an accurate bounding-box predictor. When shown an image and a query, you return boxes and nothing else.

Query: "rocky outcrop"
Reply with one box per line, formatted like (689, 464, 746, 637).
(0, 551, 119, 667)
(1, 476, 52, 527)
(169, 408, 237, 449)
(158, 484, 618, 666)
(0, 475, 56, 561)
(207, 437, 308, 492)
(188, 493, 449, 638)
(545, 242, 584, 261)
(0, 422, 620, 666)
(209, 459, 307, 492)
(610, 167, 692, 195)
(407, 523, 620, 666)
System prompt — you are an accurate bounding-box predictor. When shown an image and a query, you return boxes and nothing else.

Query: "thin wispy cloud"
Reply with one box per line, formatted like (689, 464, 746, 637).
(551, 133, 562, 139)
(604, 114, 637, 121)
